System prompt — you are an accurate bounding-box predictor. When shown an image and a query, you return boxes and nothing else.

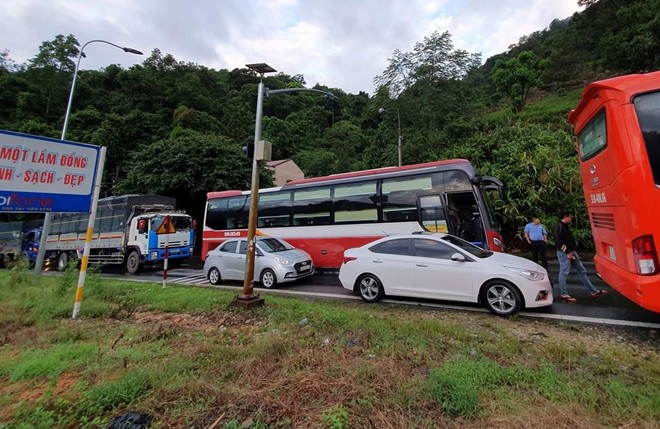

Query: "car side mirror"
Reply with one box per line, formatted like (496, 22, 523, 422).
(451, 253, 466, 262)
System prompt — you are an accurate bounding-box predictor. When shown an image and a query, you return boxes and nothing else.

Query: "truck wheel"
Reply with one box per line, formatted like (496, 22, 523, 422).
(125, 250, 142, 274)
(57, 252, 69, 271)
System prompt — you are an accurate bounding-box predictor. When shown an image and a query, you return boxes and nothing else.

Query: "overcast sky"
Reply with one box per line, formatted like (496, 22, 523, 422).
(2, 0, 583, 94)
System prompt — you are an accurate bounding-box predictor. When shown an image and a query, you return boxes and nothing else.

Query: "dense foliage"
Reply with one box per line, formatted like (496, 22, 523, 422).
(1, 0, 657, 250)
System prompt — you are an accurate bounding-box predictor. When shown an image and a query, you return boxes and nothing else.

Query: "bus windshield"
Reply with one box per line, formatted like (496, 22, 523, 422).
(633, 91, 660, 185)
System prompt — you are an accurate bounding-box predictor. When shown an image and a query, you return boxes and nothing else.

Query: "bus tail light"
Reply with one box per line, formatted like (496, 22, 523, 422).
(343, 256, 357, 264)
(632, 235, 659, 275)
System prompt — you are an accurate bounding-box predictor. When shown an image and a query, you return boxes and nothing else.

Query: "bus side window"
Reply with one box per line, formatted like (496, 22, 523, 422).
(293, 187, 331, 226)
(258, 191, 291, 227)
(206, 198, 229, 230)
(333, 181, 378, 224)
(226, 196, 249, 229)
(382, 175, 432, 222)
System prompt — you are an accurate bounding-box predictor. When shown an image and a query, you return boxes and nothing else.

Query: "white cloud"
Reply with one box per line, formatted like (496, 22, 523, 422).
(0, 0, 582, 94)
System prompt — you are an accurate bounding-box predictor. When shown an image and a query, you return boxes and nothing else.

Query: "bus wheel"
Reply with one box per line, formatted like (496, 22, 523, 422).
(481, 280, 522, 316)
(57, 252, 69, 271)
(125, 250, 142, 275)
(260, 268, 277, 289)
(357, 274, 384, 303)
(208, 267, 222, 285)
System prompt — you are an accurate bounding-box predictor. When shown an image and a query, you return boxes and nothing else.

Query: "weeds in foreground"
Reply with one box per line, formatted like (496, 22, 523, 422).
(0, 272, 658, 429)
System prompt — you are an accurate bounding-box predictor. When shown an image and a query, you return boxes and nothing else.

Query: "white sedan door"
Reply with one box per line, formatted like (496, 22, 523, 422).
(363, 238, 416, 296)
(412, 238, 475, 302)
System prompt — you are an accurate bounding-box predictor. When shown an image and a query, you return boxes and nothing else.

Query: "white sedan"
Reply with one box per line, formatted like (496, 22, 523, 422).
(339, 233, 553, 316)
(204, 237, 314, 288)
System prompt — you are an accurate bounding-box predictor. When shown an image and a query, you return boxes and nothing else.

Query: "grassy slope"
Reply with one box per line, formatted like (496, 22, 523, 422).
(0, 268, 658, 429)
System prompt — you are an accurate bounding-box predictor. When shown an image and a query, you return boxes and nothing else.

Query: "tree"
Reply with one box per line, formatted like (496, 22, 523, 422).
(25, 34, 81, 120)
(29, 34, 80, 73)
(491, 51, 546, 113)
(374, 31, 481, 96)
(0, 50, 19, 73)
(116, 132, 265, 222)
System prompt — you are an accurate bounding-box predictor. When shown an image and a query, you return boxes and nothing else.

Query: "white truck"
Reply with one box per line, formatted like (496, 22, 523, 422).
(44, 195, 195, 273)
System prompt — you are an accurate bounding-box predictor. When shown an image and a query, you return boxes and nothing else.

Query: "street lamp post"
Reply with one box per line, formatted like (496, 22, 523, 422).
(379, 107, 403, 167)
(34, 40, 143, 275)
(234, 63, 337, 307)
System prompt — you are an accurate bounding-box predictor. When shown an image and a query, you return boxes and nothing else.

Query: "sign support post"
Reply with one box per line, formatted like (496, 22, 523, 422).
(155, 215, 175, 288)
(72, 146, 106, 319)
(163, 234, 169, 289)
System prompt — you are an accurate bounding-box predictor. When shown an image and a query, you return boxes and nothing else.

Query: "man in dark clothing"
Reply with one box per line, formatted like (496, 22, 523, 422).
(552, 211, 608, 302)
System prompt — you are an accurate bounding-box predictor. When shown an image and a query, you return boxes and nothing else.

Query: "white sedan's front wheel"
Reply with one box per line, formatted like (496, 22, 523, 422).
(482, 280, 522, 316)
(260, 268, 277, 289)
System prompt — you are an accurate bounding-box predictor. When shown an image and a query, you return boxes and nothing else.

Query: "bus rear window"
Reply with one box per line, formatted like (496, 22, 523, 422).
(578, 109, 607, 161)
(633, 91, 660, 185)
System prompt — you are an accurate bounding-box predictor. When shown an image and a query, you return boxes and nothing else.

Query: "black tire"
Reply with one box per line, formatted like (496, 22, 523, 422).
(125, 250, 142, 275)
(356, 274, 385, 303)
(207, 267, 222, 285)
(57, 252, 69, 272)
(260, 268, 277, 289)
(481, 280, 523, 316)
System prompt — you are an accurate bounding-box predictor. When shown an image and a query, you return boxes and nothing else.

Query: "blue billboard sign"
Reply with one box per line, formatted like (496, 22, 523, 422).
(0, 130, 101, 213)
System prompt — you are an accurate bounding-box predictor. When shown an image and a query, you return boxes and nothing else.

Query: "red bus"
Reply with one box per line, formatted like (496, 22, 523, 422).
(202, 159, 505, 268)
(568, 71, 660, 313)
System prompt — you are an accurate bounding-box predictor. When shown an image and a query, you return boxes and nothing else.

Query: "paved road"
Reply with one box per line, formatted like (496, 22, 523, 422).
(104, 259, 660, 328)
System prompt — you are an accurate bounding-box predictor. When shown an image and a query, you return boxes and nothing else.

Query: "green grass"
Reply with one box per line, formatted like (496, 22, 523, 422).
(0, 270, 658, 428)
(0, 343, 97, 381)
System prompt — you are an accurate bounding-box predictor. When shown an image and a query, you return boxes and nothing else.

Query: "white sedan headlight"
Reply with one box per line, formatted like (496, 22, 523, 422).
(505, 266, 545, 281)
(273, 255, 292, 265)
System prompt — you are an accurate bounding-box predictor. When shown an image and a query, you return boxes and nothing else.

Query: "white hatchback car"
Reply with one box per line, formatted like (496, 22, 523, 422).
(339, 233, 553, 316)
(204, 237, 314, 288)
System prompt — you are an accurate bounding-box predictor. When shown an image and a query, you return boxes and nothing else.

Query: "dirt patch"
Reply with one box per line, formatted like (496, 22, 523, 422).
(132, 310, 267, 333)
(0, 372, 81, 421)
(0, 324, 38, 347)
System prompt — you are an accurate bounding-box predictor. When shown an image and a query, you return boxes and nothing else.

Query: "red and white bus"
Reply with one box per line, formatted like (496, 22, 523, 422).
(202, 159, 505, 269)
(568, 71, 660, 313)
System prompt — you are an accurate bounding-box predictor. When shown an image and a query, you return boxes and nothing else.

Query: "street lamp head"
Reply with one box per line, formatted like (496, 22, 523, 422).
(122, 47, 143, 55)
(246, 63, 277, 75)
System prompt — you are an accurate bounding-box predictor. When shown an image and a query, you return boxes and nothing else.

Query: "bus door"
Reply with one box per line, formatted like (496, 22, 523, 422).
(418, 195, 449, 234)
(445, 191, 486, 247)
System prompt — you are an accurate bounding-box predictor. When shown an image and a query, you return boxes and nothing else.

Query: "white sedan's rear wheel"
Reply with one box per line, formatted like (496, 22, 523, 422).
(208, 267, 222, 285)
(357, 274, 384, 303)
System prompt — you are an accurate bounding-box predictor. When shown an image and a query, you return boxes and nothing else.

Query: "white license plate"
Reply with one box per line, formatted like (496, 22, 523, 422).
(299, 265, 311, 271)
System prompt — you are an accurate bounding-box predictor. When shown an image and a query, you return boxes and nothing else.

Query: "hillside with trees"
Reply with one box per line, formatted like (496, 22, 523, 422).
(0, 0, 658, 250)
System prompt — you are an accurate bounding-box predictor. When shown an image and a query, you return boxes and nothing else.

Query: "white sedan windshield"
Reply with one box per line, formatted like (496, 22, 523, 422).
(441, 235, 493, 258)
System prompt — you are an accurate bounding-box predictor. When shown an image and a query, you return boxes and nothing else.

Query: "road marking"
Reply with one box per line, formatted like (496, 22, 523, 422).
(117, 275, 660, 330)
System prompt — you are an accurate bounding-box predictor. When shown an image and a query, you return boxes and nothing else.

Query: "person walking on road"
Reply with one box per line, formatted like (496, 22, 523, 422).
(524, 215, 548, 270)
(552, 211, 608, 303)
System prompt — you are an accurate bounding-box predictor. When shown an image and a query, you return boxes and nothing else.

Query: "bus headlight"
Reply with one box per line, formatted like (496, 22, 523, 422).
(505, 266, 545, 281)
